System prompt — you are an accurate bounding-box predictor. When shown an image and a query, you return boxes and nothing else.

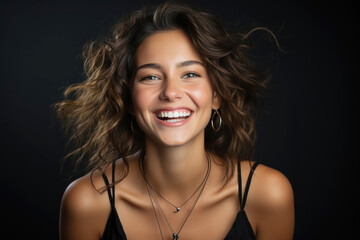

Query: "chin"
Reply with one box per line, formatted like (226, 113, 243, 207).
(153, 130, 205, 148)
(156, 136, 191, 147)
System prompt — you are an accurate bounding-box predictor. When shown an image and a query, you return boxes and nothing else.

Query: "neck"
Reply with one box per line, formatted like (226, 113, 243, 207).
(141, 136, 209, 200)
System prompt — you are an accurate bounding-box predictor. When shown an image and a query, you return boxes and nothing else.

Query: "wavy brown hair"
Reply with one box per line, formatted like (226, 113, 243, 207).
(56, 1, 276, 181)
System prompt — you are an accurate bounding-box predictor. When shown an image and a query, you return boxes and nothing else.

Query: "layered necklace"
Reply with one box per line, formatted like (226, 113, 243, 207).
(139, 152, 211, 240)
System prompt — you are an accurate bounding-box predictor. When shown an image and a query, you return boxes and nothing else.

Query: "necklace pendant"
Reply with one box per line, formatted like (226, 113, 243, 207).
(173, 207, 180, 213)
(173, 233, 178, 240)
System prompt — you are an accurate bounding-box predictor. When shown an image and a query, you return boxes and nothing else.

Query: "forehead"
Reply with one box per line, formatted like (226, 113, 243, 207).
(134, 29, 202, 66)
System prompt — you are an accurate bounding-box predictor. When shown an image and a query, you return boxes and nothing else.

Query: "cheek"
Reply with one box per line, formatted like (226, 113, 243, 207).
(131, 86, 154, 113)
(187, 82, 214, 109)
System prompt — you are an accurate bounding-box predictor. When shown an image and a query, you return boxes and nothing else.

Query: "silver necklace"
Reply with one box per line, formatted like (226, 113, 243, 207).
(141, 152, 211, 240)
(146, 183, 165, 240)
(141, 154, 209, 214)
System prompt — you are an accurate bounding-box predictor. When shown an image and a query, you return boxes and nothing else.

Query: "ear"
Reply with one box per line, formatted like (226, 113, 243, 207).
(211, 91, 221, 110)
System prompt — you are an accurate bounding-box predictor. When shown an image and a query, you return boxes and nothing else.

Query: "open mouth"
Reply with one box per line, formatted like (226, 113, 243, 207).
(155, 110, 192, 122)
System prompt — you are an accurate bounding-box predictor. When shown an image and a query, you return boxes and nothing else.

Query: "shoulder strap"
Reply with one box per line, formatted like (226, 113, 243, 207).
(237, 161, 243, 208)
(239, 161, 260, 210)
(101, 161, 116, 208)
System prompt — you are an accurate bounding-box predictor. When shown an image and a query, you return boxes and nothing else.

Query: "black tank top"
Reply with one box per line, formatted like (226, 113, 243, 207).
(101, 161, 259, 240)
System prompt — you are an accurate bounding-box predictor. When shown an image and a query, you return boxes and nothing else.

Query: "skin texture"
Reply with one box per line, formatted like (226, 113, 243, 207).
(132, 30, 217, 147)
(59, 30, 295, 240)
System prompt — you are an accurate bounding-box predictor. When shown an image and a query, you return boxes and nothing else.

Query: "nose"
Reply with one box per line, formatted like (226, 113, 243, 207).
(159, 77, 184, 101)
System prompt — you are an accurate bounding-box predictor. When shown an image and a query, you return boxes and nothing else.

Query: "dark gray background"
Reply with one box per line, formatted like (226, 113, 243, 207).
(0, 0, 357, 239)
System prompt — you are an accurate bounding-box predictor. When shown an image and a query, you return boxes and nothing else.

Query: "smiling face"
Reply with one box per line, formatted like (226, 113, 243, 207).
(131, 29, 220, 147)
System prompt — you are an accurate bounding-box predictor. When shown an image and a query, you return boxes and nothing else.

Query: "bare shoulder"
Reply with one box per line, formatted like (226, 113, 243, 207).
(61, 172, 108, 213)
(251, 163, 294, 209)
(244, 162, 295, 240)
(59, 171, 111, 240)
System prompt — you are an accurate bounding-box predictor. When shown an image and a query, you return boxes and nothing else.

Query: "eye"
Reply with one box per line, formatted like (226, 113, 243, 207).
(140, 75, 160, 81)
(182, 72, 201, 79)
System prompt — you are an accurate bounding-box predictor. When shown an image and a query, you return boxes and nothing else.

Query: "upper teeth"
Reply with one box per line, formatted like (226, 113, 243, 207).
(157, 111, 191, 118)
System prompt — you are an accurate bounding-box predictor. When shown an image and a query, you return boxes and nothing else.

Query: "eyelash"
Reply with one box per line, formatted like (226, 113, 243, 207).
(182, 72, 201, 78)
(139, 72, 201, 81)
(140, 75, 160, 81)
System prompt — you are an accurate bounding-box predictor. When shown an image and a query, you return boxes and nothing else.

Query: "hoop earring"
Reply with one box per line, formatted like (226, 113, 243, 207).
(130, 118, 136, 133)
(211, 109, 222, 132)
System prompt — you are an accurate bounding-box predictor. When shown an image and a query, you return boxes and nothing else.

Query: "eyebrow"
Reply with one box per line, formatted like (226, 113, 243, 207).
(135, 60, 204, 72)
(176, 60, 204, 68)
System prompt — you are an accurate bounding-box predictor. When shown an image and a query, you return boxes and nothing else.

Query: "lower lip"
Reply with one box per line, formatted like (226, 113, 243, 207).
(154, 113, 192, 127)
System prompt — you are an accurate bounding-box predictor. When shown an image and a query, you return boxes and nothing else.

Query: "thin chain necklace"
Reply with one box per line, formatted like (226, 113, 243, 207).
(141, 151, 211, 240)
(141, 153, 209, 214)
(146, 183, 165, 240)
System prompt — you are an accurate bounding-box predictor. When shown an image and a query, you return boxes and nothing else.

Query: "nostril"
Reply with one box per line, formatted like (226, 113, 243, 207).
(160, 83, 184, 101)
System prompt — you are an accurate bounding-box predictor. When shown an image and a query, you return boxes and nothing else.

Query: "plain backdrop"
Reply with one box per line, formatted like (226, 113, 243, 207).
(0, 0, 357, 239)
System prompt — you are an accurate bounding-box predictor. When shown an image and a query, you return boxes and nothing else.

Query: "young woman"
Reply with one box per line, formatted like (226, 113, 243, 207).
(57, 1, 294, 240)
